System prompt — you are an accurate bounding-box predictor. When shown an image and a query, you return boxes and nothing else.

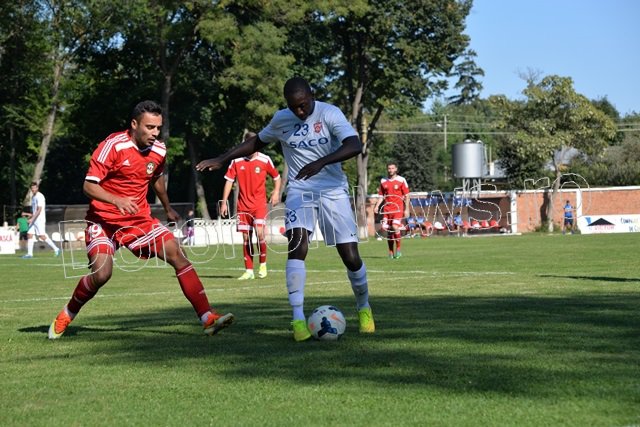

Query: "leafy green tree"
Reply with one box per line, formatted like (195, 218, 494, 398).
(392, 133, 438, 192)
(492, 75, 617, 231)
(19, 0, 123, 204)
(571, 112, 640, 186)
(447, 49, 485, 105)
(0, 1, 50, 211)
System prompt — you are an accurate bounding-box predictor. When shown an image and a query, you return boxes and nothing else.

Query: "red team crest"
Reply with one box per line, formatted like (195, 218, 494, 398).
(314, 122, 322, 133)
(146, 162, 156, 175)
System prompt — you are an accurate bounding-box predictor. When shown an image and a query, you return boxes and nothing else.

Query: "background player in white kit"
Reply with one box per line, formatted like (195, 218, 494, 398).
(21, 182, 60, 259)
(197, 77, 375, 341)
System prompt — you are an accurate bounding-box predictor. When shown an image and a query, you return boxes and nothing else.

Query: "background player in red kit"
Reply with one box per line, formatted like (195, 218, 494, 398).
(219, 132, 281, 280)
(373, 162, 410, 259)
(47, 100, 234, 339)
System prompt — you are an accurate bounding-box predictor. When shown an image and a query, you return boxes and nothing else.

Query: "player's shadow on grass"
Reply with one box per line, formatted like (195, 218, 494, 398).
(27, 292, 640, 398)
(19, 323, 194, 338)
(198, 274, 237, 279)
(365, 255, 401, 259)
(538, 274, 640, 283)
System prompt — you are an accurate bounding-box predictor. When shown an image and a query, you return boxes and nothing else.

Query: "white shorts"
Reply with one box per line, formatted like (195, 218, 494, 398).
(28, 218, 47, 236)
(284, 188, 358, 246)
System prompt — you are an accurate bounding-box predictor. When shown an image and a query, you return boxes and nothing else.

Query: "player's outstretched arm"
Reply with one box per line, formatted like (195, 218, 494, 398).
(295, 135, 362, 180)
(196, 134, 268, 172)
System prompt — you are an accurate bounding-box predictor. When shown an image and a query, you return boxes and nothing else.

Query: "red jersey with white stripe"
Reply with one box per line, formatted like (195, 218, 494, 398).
(224, 153, 280, 212)
(378, 175, 410, 213)
(85, 130, 166, 223)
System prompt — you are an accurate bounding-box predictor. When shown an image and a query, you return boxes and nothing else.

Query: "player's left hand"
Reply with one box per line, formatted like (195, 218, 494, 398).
(196, 157, 223, 172)
(166, 207, 181, 223)
(295, 159, 325, 180)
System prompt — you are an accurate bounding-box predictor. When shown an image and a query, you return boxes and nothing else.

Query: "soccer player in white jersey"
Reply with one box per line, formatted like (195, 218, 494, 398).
(21, 182, 60, 259)
(197, 77, 375, 341)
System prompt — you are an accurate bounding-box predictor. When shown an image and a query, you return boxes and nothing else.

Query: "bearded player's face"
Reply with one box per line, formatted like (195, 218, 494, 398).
(131, 112, 162, 148)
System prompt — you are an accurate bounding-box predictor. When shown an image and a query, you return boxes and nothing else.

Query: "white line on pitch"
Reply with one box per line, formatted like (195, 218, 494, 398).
(0, 269, 514, 304)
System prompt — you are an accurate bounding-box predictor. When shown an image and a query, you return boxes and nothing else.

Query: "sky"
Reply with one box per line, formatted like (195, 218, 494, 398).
(455, 0, 640, 116)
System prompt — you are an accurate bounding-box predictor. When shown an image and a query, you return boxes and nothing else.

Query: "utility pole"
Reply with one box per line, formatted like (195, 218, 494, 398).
(443, 114, 448, 181)
(443, 114, 447, 151)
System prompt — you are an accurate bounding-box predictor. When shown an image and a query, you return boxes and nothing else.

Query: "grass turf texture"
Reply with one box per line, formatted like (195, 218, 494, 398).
(1, 233, 639, 426)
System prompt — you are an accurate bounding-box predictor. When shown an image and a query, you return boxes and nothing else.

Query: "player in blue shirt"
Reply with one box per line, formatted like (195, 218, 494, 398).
(197, 77, 375, 341)
(562, 200, 574, 234)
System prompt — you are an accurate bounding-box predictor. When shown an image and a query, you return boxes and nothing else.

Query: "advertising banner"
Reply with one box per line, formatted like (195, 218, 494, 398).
(0, 229, 16, 255)
(578, 215, 640, 234)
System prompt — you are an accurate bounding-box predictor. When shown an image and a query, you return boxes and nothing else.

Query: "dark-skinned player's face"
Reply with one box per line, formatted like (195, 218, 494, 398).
(286, 91, 315, 121)
(131, 112, 162, 148)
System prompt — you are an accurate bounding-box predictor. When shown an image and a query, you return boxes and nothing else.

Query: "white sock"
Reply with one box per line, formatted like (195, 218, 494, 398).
(64, 305, 76, 319)
(347, 262, 370, 310)
(44, 236, 59, 251)
(286, 259, 306, 321)
(200, 311, 212, 325)
(27, 238, 35, 256)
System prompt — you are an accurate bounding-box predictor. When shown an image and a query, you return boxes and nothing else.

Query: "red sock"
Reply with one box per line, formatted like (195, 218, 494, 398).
(67, 275, 99, 314)
(258, 239, 267, 264)
(387, 235, 395, 253)
(176, 264, 210, 317)
(243, 240, 254, 270)
(395, 232, 402, 250)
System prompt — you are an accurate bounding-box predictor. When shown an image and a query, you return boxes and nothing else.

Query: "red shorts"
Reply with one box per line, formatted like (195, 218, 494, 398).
(381, 211, 404, 230)
(236, 206, 267, 232)
(84, 216, 174, 259)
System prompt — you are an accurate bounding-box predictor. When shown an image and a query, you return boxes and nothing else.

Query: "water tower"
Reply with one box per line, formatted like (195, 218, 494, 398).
(452, 139, 485, 196)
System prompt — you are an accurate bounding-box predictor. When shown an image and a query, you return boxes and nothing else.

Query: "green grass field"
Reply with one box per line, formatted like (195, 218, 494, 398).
(1, 233, 639, 426)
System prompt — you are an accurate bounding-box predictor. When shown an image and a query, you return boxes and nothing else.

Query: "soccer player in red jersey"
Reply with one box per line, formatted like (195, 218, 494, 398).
(47, 100, 234, 339)
(373, 162, 410, 259)
(219, 133, 281, 280)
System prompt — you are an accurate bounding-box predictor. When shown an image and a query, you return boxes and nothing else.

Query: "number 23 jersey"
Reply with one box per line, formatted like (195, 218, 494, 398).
(258, 100, 357, 193)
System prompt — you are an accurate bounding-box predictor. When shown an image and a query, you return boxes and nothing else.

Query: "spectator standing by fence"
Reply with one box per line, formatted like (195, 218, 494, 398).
(16, 212, 31, 251)
(563, 200, 575, 234)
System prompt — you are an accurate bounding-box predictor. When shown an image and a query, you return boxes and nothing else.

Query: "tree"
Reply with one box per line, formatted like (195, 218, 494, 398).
(492, 75, 617, 231)
(570, 112, 640, 186)
(447, 49, 485, 105)
(392, 133, 438, 192)
(20, 0, 122, 204)
(0, 1, 50, 211)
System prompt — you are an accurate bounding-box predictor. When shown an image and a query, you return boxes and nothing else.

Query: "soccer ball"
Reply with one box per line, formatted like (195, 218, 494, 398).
(307, 305, 346, 340)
